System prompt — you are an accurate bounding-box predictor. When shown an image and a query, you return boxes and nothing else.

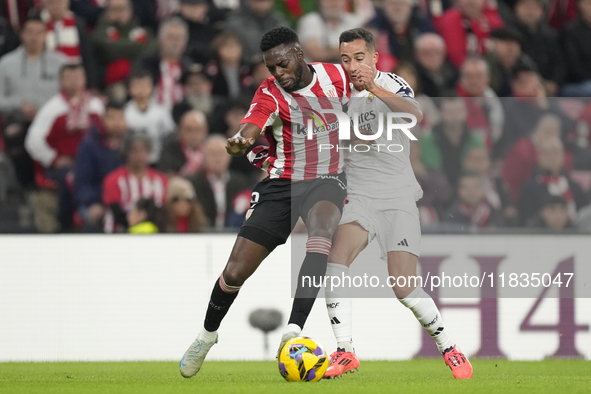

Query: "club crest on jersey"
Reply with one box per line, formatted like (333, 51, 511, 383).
(366, 93, 375, 104)
(324, 85, 337, 98)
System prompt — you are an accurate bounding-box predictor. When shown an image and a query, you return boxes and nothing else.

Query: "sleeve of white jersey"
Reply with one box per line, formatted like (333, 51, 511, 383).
(380, 73, 417, 101)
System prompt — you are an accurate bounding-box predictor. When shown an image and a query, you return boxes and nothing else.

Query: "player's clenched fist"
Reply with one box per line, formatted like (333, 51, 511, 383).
(226, 136, 255, 156)
(351, 64, 376, 92)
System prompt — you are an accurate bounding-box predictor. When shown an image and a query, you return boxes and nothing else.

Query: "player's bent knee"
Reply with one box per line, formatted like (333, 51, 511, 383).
(221, 267, 248, 288)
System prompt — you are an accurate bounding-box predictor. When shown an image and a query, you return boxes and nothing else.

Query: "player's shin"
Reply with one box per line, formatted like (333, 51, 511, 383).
(325, 262, 354, 353)
(203, 274, 241, 335)
(398, 286, 454, 354)
(287, 236, 332, 330)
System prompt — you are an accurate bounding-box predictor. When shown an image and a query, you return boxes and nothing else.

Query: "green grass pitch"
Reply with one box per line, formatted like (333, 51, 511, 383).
(1, 359, 590, 394)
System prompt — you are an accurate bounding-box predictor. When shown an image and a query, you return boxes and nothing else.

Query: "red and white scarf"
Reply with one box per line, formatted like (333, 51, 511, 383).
(180, 146, 204, 177)
(460, 201, 492, 227)
(539, 174, 577, 221)
(61, 91, 93, 132)
(42, 9, 81, 61)
(157, 60, 184, 110)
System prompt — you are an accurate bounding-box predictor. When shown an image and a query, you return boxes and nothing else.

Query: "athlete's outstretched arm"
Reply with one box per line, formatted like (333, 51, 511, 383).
(226, 123, 262, 156)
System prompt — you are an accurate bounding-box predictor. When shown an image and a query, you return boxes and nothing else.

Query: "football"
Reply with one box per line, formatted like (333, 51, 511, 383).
(277, 336, 329, 382)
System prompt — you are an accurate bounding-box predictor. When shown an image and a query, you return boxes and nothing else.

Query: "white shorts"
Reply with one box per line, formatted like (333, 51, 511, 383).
(340, 194, 421, 259)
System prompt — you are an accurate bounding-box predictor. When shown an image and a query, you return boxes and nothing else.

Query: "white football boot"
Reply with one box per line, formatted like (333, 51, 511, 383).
(276, 324, 302, 358)
(179, 333, 218, 378)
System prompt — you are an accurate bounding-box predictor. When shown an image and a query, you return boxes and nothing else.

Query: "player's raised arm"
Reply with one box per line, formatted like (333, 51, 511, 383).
(226, 123, 261, 156)
(353, 64, 423, 123)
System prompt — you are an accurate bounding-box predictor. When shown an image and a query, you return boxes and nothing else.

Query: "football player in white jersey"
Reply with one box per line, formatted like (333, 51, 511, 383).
(322, 28, 473, 380)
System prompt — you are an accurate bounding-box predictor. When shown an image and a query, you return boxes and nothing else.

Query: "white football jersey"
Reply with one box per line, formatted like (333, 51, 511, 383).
(344, 71, 423, 207)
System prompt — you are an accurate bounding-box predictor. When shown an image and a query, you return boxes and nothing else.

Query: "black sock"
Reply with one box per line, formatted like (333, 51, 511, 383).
(288, 251, 329, 329)
(204, 278, 239, 332)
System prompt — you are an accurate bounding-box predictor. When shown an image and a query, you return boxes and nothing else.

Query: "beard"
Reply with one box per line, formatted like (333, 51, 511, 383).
(284, 62, 305, 92)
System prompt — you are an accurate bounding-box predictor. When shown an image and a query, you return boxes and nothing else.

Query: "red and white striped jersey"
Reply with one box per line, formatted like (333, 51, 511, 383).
(102, 166, 168, 233)
(241, 63, 350, 181)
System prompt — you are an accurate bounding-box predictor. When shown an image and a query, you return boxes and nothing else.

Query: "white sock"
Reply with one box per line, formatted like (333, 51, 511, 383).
(198, 328, 217, 343)
(325, 263, 354, 353)
(282, 323, 302, 337)
(399, 287, 454, 353)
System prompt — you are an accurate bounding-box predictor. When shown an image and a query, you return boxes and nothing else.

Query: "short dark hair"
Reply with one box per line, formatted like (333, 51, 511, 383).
(105, 100, 126, 112)
(21, 13, 45, 30)
(128, 68, 154, 83)
(339, 28, 375, 51)
(59, 63, 84, 78)
(541, 195, 568, 210)
(459, 171, 483, 184)
(260, 27, 299, 53)
(134, 198, 166, 229)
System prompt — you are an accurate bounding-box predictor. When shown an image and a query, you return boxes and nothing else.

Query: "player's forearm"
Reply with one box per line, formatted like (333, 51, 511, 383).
(370, 86, 423, 123)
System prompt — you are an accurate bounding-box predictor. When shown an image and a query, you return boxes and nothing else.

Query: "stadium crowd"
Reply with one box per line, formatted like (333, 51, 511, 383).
(1, 0, 591, 234)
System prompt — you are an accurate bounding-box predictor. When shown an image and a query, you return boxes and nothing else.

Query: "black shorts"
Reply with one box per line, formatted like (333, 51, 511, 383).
(238, 173, 347, 252)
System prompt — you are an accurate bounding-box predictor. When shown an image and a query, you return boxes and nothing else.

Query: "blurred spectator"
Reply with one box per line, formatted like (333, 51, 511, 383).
(433, 0, 504, 68)
(226, 0, 287, 62)
(158, 110, 208, 176)
(297, 0, 362, 63)
(394, 61, 440, 136)
(409, 141, 451, 227)
(0, 15, 18, 58)
(548, 0, 578, 30)
(92, 0, 155, 94)
(243, 55, 272, 98)
(463, 146, 519, 225)
(124, 68, 175, 164)
(189, 135, 251, 229)
(274, 0, 317, 26)
(70, 0, 105, 28)
(413, 33, 458, 98)
(501, 113, 566, 202)
(207, 32, 252, 98)
(0, 16, 67, 189)
(420, 95, 484, 187)
(134, 16, 191, 110)
(456, 57, 505, 152)
(528, 195, 574, 229)
(442, 171, 503, 229)
(41, 0, 99, 89)
(500, 65, 574, 155)
(172, 64, 215, 123)
(486, 27, 528, 97)
(0, 1, 38, 32)
(102, 132, 168, 232)
(127, 197, 165, 233)
(518, 137, 588, 224)
(25, 63, 104, 232)
(367, 0, 433, 65)
(164, 176, 209, 232)
(155, 0, 181, 21)
(576, 190, 591, 231)
(177, 0, 219, 65)
(416, 0, 454, 19)
(561, 0, 591, 97)
(212, 98, 263, 180)
(74, 101, 127, 232)
(512, 0, 565, 96)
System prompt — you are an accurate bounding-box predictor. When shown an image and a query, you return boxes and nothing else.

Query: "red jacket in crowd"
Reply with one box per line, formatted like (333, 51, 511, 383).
(433, 5, 504, 68)
(102, 166, 168, 233)
(25, 91, 104, 167)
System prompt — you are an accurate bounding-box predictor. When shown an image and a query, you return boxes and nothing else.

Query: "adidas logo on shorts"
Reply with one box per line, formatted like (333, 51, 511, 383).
(397, 239, 409, 247)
